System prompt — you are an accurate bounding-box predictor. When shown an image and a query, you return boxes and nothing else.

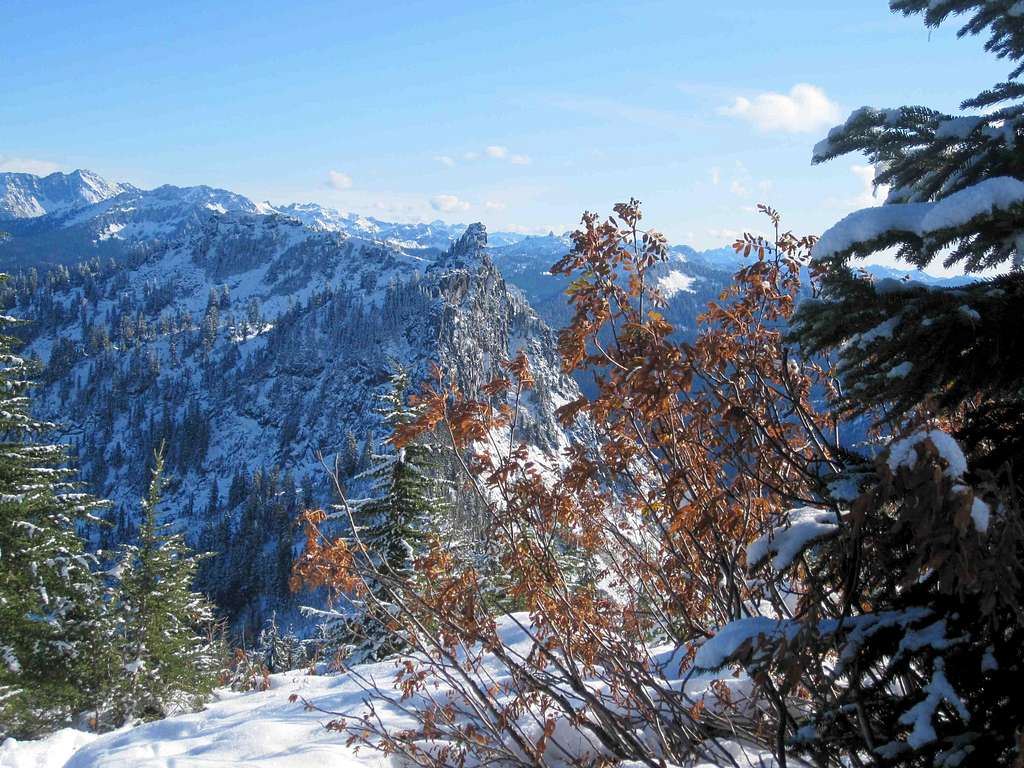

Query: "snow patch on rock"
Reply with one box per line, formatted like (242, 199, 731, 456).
(657, 270, 696, 297)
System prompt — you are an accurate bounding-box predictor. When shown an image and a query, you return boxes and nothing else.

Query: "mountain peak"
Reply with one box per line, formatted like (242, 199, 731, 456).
(0, 168, 124, 220)
(453, 222, 487, 255)
(436, 222, 488, 270)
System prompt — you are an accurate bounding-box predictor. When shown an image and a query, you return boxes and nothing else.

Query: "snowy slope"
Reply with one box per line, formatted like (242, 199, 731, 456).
(0, 170, 125, 221)
(1, 615, 780, 768)
(64, 669, 397, 768)
(0, 668, 392, 767)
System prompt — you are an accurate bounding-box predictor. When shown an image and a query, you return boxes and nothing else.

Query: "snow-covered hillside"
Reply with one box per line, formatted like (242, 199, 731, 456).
(0, 667, 397, 767)
(0, 170, 125, 221)
(0, 169, 969, 633)
(0, 172, 582, 632)
(2, 667, 397, 768)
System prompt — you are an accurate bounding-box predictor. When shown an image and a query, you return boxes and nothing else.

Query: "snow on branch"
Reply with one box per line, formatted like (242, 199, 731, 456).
(887, 429, 967, 479)
(693, 617, 798, 671)
(746, 506, 840, 572)
(812, 176, 1024, 260)
(885, 659, 970, 754)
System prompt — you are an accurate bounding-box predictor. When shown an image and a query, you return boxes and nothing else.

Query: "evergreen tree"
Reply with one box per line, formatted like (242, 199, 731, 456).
(308, 618, 348, 671)
(109, 449, 218, 725)
(255, 612, 306, 673)
(342, 429, 359, 477)
(795, 1, 1024, 471)
(784, 5, 1024, 763)
(341, 370, 447, 661)
(201, 293, 219, 353)
(357, 431, 373, 474)
(279, 628, 307, 672)
(255, 612, 283, 672)
(0, 275, 110, 738)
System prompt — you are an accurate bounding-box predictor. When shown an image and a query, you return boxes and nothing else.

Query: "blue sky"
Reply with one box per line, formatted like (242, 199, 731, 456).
(1, 1, 1008, 251)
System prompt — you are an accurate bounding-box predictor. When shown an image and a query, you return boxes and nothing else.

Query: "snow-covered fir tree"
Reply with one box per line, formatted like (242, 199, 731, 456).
(797, 0, 1024, 471)
(326, 369, 450, 663)
(107, 449, 219, 725)
(255, 611, 306, 673)
(783, 3, 1024, 763)
(0, 276, 110, 739)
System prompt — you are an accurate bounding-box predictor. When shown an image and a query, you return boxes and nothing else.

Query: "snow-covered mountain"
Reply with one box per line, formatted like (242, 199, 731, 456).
(274, 203, 525, 249)
(0, 169, 126, 221)
(0, 171, 527, 269)
(0, 178, 279, 267)
(0, 169, 968, 633)
(0, 170, 581, 632)
(488, 233, 734, 341)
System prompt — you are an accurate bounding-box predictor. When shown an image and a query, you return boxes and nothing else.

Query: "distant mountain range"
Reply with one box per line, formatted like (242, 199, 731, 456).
(0, 169, 126, 220)
(0, 169, 528, 268)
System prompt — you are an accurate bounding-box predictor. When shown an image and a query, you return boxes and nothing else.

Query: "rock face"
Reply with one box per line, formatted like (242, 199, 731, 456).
(0, 170, 580, 631)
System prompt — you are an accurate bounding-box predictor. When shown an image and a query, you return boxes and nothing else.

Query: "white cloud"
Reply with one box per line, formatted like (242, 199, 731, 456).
(0, 156, 63, 175)
(710, 166, 721, 186)
(434, 155, 455, 167)
(730, 179, 748, 196)
(721, 83, 841, 133)
(484, 200, 507, 210)
(326, 170, 353, 190)
(430, 194, 471, 213)
(457, 146, 530, 165)
(707, 227, 741, 243)
(851, 163, 889, 207)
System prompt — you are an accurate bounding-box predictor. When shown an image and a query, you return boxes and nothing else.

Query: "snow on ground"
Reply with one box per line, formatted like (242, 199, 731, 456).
(0, 728, 100, 768)
(3, 615, 779, 767)
(3, 665, 398, 768)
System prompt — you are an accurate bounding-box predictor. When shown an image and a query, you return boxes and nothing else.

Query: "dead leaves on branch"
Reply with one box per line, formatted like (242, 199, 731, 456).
(290, 508, 363, 601)
(291, 200, 838, 765)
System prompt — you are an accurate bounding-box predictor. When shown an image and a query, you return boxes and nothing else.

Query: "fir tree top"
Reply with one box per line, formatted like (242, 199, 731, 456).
(810, 3, 1024, 272)
(893, 1, 1024, 77)
(794, 3, 1024, 461)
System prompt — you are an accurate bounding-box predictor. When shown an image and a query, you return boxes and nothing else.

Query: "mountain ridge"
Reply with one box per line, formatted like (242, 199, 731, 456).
(0, 168, 971, 287)
(0, 168, 973, 633)
(0, 169, 127, 221)
(0, 171, 583, 632)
